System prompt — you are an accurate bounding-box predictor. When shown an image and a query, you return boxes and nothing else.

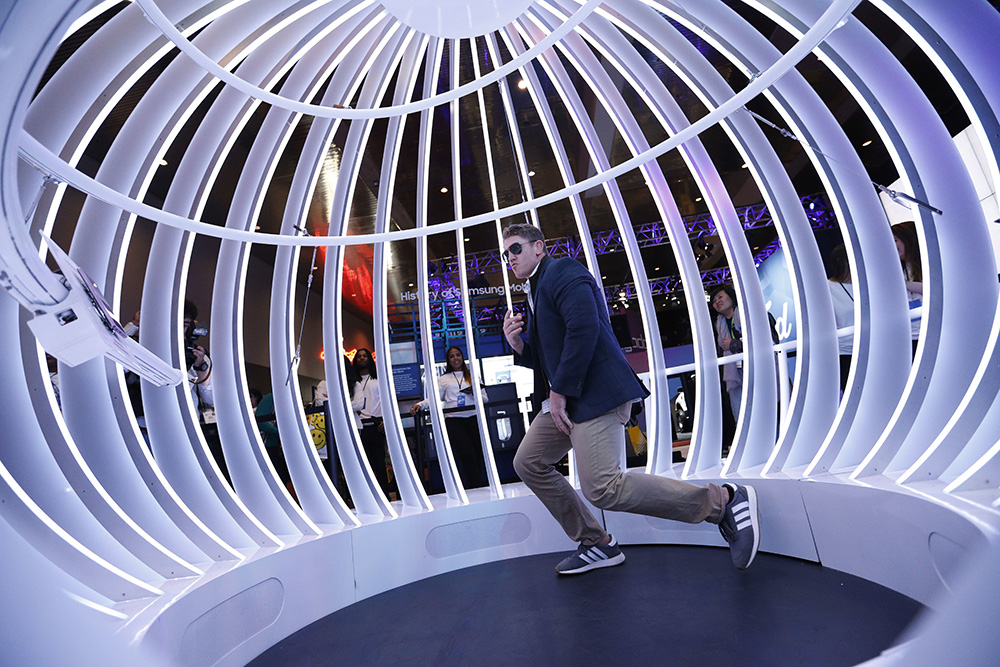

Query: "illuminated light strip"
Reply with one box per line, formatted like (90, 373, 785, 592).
(466, 39, 508, 492)
(29, 3, 335, 560)
(44, 384, 205, 576)
(739, 0, 958, 477)
(108, 4, 380, 324)
(438, 36, 473, 501)
(515, 7, 668, 475)
(61, 0, 123, 39)
(370, 32, 434, 510)
(413, 38, 469, 504)
(871, 0, 1000, 208)
(534, 2, 764, 471)
(495, 27, 596, 272)
(145, 12, 390, 543)
(596, 2, 832, 472)
(16, 0, 858, 247)
(322, 24, 412, 519)
(0, 459, 164, 600)
(533, 1, 739, 307)
(483, 33, 539, 229)
(464, 36, 516, 317)
(483, 33, 527, 306)
(870, 0, 1000, 486)
(133, 0, 603, 119)
(203, 26, 368, 538)
(649, 0, 903, 477)
(37, 0, 269, 208)
(37, 0, 379, 309)
(514, 9, 637, 259)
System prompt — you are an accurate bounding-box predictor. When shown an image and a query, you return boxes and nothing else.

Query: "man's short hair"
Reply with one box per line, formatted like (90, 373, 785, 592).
(502, 223, 545, 245)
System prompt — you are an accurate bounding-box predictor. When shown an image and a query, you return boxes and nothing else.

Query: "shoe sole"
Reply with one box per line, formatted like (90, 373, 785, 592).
(739, 485, 761, 570)
(556, 552, 626, 575)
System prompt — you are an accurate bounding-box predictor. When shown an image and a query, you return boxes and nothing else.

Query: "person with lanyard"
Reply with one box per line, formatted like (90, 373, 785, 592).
(351, 348, 390, 495)
(710, 284, 744, 423)
(410, 346, 488, 488)
(501, 223, 760, 575)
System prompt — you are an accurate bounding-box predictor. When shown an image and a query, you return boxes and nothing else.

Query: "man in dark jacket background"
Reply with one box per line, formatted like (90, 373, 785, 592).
(501, 223, 760, 574)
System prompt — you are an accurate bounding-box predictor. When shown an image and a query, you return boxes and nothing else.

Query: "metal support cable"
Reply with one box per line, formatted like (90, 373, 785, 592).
(287, 225, 319, 386)
(743, 107, 943, 215)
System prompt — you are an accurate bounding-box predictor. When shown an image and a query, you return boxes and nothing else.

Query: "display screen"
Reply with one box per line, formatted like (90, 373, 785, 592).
(392, 363, 422, 399)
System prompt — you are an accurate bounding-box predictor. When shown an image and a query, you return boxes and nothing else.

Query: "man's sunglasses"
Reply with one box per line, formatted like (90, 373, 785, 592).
(502, 241, 535, 263)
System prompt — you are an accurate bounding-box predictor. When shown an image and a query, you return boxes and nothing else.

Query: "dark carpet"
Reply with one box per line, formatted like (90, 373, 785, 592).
(250, 545, 922, 666)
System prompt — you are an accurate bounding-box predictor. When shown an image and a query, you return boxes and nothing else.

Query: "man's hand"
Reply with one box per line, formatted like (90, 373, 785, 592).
(409, 403, 422, 416)
(503, 308, 525, 355)
(721, 337, 733, 351)
(549, 391, 573, 435)
(191, 345, 211, 382)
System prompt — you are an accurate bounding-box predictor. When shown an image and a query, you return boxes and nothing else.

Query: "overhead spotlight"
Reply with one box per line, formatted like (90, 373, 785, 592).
(654, 267, 660, 271)
(862, 140, 873, 147)
(528, 170, 535, 177)
(464, 237, 470, 242)
(618, 290, 626, 298)
(159, 159, 168, 166)
(517, 79, 528, 90)
(694, 197, 702, 202)
(741, 163, 748, 169)
(440, 186, 449, 193)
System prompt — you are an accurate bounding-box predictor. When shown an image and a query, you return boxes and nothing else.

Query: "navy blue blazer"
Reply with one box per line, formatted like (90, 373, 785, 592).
(514, 256, 648, 423)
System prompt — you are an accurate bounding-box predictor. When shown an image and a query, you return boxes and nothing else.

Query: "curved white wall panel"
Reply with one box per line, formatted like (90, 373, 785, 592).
(2, 0, 999, 664)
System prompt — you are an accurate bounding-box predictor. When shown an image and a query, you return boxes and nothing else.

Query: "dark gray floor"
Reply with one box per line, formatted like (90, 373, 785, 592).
(250, 545, 922, 666)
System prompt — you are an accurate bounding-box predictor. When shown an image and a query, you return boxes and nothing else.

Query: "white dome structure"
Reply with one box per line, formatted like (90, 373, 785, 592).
(1, 0, 999, 664)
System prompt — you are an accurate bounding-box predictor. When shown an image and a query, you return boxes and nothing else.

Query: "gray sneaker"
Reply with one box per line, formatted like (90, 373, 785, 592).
(555, 536, 626, 574)
(719, 483, 760, 570)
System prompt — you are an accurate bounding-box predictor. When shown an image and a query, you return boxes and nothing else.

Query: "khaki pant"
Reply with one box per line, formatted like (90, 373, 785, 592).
(514, 402, 727, 546)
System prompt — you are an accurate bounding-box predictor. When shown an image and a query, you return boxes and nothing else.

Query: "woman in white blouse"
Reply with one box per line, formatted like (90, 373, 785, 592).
(411, 346, 487, 488)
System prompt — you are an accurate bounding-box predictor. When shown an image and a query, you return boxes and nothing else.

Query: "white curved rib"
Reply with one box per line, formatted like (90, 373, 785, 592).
(14, 0, 861, 249)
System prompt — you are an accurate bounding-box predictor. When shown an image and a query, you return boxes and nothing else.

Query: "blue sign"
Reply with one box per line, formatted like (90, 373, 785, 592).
(392, 363, 423, 399)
